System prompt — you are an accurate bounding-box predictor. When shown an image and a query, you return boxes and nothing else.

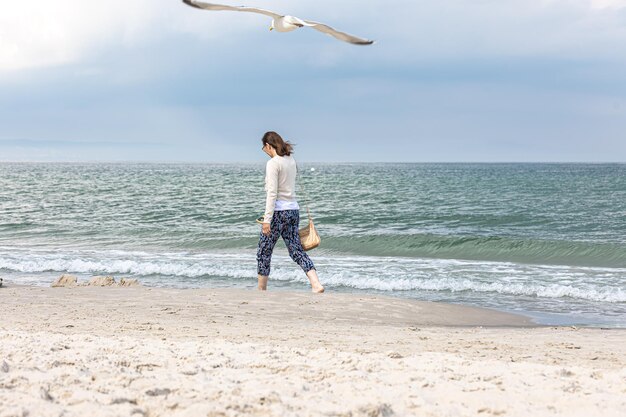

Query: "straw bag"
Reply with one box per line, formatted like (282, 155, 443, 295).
(297, 164, 320, 251)
(298, 209, 320, 251)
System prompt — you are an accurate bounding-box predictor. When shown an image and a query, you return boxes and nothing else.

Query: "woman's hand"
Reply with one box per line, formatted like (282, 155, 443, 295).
(262, 222, 271, 236)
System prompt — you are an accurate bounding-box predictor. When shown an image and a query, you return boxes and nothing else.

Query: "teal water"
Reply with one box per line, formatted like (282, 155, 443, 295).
(0, 163, 624, 326)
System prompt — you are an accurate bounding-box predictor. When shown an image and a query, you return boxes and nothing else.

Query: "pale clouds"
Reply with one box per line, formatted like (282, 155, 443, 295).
(0, 0, 254, 72)
(2, 1, 626, 72)
(589, 0, 626, 9)
(1, 1, 150, 71)
(369, 0, 626, 62)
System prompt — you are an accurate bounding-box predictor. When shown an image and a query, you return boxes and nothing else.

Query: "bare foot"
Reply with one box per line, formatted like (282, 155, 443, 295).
(306, 270, 324, 293)
(311, 285, 325, 294)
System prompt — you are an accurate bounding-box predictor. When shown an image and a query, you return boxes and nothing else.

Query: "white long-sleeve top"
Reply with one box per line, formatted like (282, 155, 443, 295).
(263, 155, 299, 223)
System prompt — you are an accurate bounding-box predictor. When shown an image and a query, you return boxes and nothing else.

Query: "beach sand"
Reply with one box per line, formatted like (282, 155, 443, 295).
(1, 284, 625, 416)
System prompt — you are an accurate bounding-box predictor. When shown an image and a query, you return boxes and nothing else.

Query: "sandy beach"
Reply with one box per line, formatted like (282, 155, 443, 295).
(1, 283, 625, 417)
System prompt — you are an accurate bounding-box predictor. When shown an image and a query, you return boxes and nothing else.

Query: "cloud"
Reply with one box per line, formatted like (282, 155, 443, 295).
(590, 0, 626, 9)
(1, 1, 625, 162)
(0, 0, 259, 72)
(1, 1, 145, 71)
(2, 1, 626, 72)
(0, 0, 369, 72)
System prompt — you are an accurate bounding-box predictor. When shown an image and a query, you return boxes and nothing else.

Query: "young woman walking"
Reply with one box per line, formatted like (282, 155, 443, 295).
(257, 131, 324, 293)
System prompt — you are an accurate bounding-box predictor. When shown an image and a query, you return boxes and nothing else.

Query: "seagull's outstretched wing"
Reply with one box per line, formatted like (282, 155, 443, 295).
(182, 1, 374, 46)
(302, 20, 374, 45)
(182, 0, 282, 19)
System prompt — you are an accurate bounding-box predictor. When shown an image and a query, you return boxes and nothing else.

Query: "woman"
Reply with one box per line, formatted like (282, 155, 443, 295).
(257, 131, 324, 293)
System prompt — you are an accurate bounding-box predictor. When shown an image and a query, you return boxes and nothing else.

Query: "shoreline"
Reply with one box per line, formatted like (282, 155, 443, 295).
(1, 282, 535, 329)
(3, 279, 624, 329)
(0, 283, 536, 328)
(3, 279, 625, 329)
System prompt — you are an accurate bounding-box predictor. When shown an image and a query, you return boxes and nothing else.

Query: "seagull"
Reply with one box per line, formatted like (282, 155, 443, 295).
(182, 0, 374, 45)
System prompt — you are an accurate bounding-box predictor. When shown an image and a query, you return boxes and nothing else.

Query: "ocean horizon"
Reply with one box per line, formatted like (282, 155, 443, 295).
(1, 162, 624, 327)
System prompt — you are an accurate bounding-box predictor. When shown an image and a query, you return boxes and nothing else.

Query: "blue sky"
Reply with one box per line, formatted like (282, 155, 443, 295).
(1, 0, 625, 162)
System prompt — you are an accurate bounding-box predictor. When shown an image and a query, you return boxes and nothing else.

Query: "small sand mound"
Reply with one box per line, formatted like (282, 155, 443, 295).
(51, 274, 78, 287)
(119, 278, 141, 287)
(51, 275, 141, 287)
(88, 276, 116, 286)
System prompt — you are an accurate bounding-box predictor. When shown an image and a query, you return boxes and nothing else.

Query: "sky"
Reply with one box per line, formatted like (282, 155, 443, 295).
(1, 0, 626, 163)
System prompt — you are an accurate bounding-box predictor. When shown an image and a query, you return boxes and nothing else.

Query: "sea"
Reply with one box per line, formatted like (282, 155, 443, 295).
(0, 162, 624, 327)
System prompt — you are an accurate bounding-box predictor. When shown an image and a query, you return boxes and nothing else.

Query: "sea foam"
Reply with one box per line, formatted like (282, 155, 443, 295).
(1, 249, 624, 303)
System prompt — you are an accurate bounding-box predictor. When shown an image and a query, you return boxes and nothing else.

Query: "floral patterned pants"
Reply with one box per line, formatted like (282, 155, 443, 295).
(257, 210, 316, 276)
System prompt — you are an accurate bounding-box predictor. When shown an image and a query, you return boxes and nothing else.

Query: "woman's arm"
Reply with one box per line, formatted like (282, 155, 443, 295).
(263, 159, 279, 224)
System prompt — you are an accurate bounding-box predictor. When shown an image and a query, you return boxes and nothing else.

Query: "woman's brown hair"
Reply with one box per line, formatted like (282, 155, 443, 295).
(262, 131, 294, 157)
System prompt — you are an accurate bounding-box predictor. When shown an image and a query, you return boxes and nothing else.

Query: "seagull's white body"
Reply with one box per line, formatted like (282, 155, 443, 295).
(182, 0, 374, 45)
(271, 15, 306, 33)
